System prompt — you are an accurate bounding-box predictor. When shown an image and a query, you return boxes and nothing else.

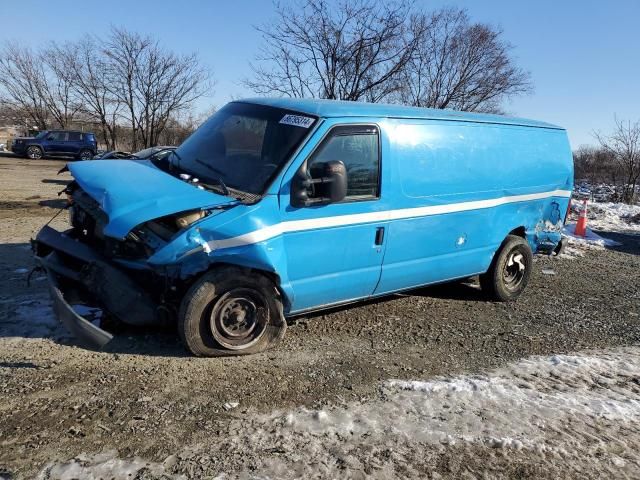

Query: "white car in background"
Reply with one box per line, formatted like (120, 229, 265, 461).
(0, 143, 5, 152)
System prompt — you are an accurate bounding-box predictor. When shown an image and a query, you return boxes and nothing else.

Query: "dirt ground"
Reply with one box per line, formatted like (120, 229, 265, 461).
(1, 153, 639, 479)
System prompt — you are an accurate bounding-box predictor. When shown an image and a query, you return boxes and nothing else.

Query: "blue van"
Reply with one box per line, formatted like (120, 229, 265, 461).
(33, 99, 573, 356)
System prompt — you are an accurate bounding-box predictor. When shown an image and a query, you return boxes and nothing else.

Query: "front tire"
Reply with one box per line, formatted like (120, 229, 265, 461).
(480, 235, 533, 302)
(26, 146, 43, 159)
(78, 149, 93, 160)
(179, 267, 286, 357)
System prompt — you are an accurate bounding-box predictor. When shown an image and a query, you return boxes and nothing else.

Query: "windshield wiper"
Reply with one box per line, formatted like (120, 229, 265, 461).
(195, 158, 231, 196)
(200, 177, 230, 197)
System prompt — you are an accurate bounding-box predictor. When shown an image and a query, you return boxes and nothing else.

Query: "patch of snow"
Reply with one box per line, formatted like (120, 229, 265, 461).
(37, 348, 640, 478)
(0, 295, 66, 339)
(36, 451, 185, 480)
(572, 201, 640, 234)
(563, 223, 619, 249)
(589, 202, 640, 233)
(277, 349, 640, 450)
(252, 348, 640, 473)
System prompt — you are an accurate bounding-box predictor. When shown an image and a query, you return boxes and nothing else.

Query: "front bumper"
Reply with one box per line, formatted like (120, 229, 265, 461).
(33, 225, 159, 349)
(43, 265, 113, 348)
(11, 144, 26, 155)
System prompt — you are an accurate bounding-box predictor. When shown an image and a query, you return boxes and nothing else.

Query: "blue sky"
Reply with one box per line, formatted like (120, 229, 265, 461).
(3, 0, 639, 148)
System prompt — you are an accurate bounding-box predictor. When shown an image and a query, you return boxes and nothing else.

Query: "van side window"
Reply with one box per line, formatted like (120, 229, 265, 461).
(308, 126, 380, 200)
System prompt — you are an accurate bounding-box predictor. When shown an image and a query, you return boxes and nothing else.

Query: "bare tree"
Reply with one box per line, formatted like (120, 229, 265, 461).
(105, 28, 212, 149)
(399, 8, 531, 113)
(39, 47, 82, 128)
(0, 43, 50, 129)
(104, 28, 151, 150)
(0, 42, 84, 129)
(247, 2, 531, 112)
(594, 118, 640, 204)
(573, 146, 620, 186)
(246, 0, 420, 101)
(50, 38, 121, 150)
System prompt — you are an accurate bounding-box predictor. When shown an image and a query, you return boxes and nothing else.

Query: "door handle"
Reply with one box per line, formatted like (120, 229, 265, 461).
(375, 227, 385, 245)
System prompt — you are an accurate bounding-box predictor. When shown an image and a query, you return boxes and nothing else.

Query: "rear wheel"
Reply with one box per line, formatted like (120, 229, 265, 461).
(27, 146, 43, 159)
(179, 267, 286, 357)
(480, 235, 533, 302)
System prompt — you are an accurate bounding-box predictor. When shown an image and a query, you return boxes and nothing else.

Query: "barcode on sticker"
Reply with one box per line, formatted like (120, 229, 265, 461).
(279, 114, 314, 128)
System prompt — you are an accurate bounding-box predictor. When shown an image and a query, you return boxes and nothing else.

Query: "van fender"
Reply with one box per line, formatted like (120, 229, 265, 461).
(177, 235, 296, 314)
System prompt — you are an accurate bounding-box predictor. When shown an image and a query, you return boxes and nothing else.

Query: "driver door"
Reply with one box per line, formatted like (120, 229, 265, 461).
(44, 131, 67, 154)
(280, 124, 386, 313)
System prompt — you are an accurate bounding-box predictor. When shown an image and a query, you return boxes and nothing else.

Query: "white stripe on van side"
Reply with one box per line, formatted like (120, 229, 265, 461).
(209, 189, 572, 250)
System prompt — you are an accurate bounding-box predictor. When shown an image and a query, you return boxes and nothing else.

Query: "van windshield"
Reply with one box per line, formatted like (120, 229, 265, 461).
(172, 102, 317, 196)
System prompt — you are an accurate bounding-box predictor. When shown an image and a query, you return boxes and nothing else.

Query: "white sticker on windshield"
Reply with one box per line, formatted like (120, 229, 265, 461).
(279, 114, 314, 128)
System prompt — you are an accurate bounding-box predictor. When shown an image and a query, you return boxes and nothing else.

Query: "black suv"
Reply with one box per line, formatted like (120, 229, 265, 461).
(12, 130, 97, 160)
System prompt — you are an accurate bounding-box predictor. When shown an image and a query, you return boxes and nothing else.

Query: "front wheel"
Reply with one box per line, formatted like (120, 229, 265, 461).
(78, 149, 93, 160)
(480, 235, 533, 302)
(179, 267, 286, 357)
(26, 146, 43, 159)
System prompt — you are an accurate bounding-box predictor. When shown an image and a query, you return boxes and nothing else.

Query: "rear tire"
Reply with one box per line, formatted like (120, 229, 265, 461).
(480, 235, 533, 302)
(27, 146, 43, 159)
(178, 267, 286, 357)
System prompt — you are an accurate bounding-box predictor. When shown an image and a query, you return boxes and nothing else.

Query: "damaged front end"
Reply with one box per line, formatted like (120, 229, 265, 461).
(32, 160, 240, 349)
(33, 225, 159, 347)
(32, 190, 174, 348)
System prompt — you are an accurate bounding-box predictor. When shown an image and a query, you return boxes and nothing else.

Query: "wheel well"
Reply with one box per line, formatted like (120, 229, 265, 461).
(185, 262, 290, 310)
(508, 226, 526, 238)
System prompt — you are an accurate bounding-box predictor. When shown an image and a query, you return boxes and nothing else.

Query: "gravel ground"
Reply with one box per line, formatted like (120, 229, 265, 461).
(0, 153, 639, 479)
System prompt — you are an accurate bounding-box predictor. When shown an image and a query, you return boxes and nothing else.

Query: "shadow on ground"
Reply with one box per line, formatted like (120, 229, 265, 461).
(41, 178, 70, 186)
(2, 237, 488, 357)
(0, 150, 77, 161)
(595, 230, 640, 255)
(38, 199, 67, 209)
(299, 278, 485, 322)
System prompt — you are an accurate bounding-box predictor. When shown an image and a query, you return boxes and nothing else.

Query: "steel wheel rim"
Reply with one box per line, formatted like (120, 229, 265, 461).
(503, 249, 526, 291)
(210, 288, 267, 350)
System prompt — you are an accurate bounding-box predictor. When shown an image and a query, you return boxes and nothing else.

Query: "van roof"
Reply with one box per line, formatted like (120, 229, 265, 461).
(239, 98, 564, 130)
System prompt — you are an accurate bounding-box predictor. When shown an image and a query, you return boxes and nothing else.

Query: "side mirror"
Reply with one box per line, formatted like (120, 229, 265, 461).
(291, 160, 347, 207)
(47, 136, 55, 141)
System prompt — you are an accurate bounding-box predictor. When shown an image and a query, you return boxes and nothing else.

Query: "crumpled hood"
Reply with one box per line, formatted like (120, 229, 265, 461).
(69, 160, 235, 239)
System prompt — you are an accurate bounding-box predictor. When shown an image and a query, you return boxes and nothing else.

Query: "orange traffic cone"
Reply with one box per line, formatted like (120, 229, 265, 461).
(575, 199, 588, 237)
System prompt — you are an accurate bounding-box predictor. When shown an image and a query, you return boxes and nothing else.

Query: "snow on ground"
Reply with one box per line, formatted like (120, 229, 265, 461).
(563, 223, 619, 249)
(36, 347, 640, 479)
(562, 201, 639, 257)
(571, 201, 640, 234)
(249, 347, 640, 477)
(0, 294, 67, 339)
(36, 452, 184, 480)
(587, 202, 640, 233)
